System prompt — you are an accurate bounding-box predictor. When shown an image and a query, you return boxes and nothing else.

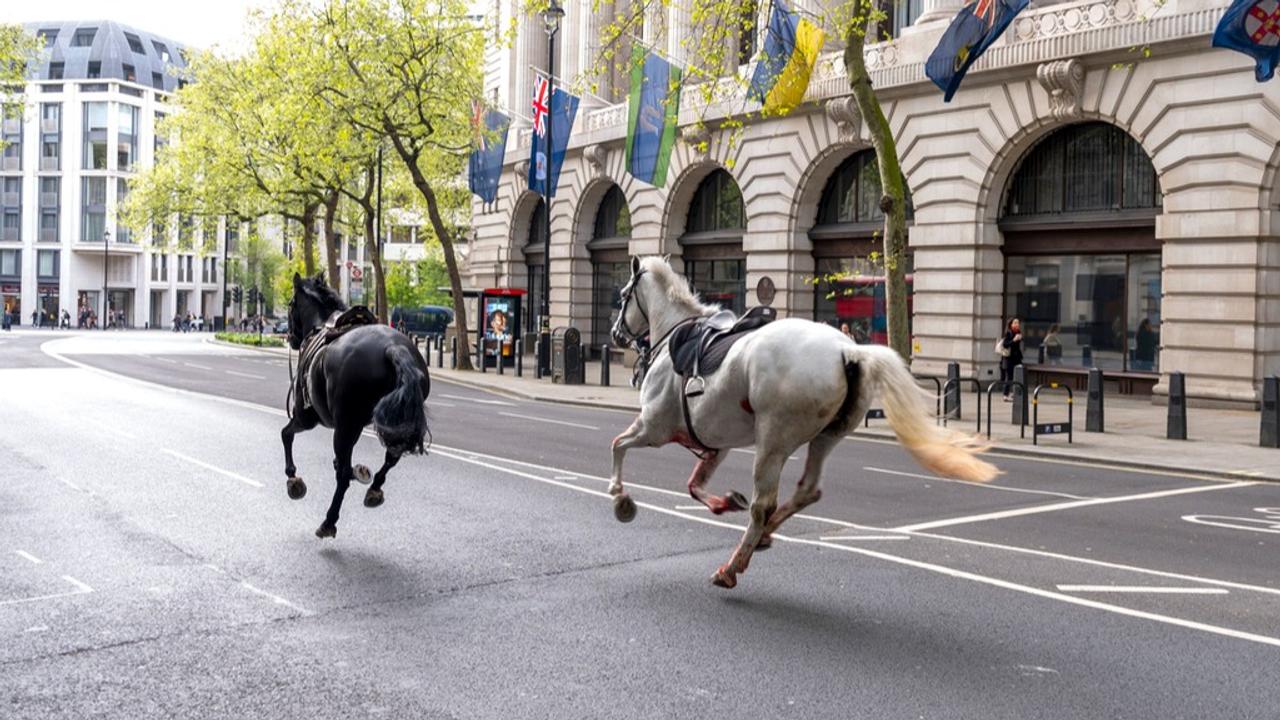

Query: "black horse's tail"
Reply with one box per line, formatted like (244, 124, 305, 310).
(374, 344, 429, 455)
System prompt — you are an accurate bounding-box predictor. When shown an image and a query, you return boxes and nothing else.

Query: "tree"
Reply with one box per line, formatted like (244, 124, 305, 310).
(0, 25, 40, 128)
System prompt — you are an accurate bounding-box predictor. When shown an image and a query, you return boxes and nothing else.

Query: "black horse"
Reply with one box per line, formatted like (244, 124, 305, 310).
(283, 272, 431, 538)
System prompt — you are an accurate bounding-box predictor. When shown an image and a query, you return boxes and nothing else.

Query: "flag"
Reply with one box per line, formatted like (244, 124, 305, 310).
(468, 101, 510, 204)
(528, 78, 579, 198)
(1212, 0, 1280, 81)
(747, 0, 826, 114)
(926, 0, 1030, 102)
(625, 46, 681, 187)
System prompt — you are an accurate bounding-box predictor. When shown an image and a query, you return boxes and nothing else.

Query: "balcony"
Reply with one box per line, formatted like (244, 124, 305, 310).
(1, 191, 17, 207)
(40, 155, 59, 171)
(40, 192, 57, 208)
(40, 118, 58, 134)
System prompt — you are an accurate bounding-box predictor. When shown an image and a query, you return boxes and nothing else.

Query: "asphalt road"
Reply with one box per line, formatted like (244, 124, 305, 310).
(2, 329, 1278, 719)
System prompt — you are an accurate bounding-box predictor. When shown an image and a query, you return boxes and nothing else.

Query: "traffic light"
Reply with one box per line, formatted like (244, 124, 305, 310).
(248, 287, 259, 306)
(232, 286, 242, 304)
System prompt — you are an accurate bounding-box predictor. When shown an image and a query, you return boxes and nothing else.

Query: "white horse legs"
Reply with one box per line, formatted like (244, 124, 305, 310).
(712, 449, 785, 589)
(610, 420, 648, 522)
(757, 432, 840, 549)
(686, 451, 749, 515)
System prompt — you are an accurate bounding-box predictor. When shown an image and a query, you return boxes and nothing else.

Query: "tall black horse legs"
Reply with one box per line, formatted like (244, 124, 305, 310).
(363, 450, 401, 508)
(281, 409, 319, 500)
(317, 424, 360, 539)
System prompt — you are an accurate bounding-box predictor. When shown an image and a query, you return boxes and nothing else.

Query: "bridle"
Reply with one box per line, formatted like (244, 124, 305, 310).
(613, 268, 649, 348)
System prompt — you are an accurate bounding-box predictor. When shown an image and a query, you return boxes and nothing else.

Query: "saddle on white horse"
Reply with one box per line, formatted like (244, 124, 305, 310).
(669, 306, 777, 397)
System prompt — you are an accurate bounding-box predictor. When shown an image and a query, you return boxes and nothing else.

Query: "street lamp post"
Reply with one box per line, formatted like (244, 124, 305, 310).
(101, 229, 110, 331)
(221, 219, 230, 332)
(539, 0, 563, 376)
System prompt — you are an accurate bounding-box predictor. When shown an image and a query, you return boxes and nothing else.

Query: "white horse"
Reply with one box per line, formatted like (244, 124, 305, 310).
(609, 256, 998, 589)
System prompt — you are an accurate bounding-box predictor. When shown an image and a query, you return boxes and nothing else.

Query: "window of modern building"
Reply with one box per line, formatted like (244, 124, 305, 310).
(123, 64, 137, 83)
(178, 215, 194, 249)
(125, 32, 145, 54)
(39, 177, 59, 242)
(81, 177, 107, 242)
(681, 169, 746, 315)
(115, 179, 131, 243)
(118, 104, 139, 170)
(1, 177, 20, 242)
(87, 61, 101, 79)
(37, 249, 59, 279)
(37, 29, 58, 46)
(589, 185, 631, 350)
(1, 116, 21, 171)
(523, 199, 546, 334)
(71, 28, 96, 47)
(1, 210, 18, 243)
(48, 62, 64, 80)
(810, 150, 915, 344)
(389, 226, 413, 243)
(154, 111, 167, 155)
(40, 103, 61, 170)
(83, 102, 109, 169)
(202, 257, 217, 284)
(0, 249, 19, 278)
(225, 218, 239, 253)
(151, 253, 168, 282)
(152, 72, 164, 90)
(152, 41, 171, 63)
(737, 1, 759, 66)
(1000, 122, 1163, 378)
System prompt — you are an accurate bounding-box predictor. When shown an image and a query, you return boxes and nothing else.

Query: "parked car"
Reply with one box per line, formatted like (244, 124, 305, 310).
(272, 318, 289, 334)
(390, 305, 454, 336)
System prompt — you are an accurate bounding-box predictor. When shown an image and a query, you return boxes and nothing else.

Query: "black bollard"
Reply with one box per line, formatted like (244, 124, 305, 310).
(450, 337, 457, 369)
(515, 339, 524, 377)
(1086, 367, 1105, 433)
(600, 344, 610, 387)
(436, 336, 444, 368)
(478, 340, 486, 373)
(497, 344, 505, 374)
(1167, 371, 1187, 440)
(1011, 364, 1027, 427)
(1082, 345, 1093, 368)
(945, 362, 960, 419)
(1261, 376, 1278, 448)
(1038, 344, 1046, 364)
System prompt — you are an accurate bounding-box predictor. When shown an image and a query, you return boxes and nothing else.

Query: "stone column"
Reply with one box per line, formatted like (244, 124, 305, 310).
(914, 0, 965, 26)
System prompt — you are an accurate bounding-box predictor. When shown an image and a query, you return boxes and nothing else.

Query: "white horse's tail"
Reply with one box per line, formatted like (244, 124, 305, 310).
(844, 345, 999, 483)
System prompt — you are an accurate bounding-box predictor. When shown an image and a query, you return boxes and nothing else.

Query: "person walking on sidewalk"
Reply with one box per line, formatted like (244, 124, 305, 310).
(999, 318, 1024, 401)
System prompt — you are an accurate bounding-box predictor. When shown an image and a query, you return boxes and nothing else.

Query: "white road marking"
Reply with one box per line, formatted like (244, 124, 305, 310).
(182, 362, 213, 371)
(864, 466, 1089, 500)
(820, 535, 910, 542)
(13, 550, 42, 564)
(891, 481, 1257, 533)
(0, 575, 94, 607)
(554, 475, 579, 481)
(1056, 585, 1229, 595)
(440, 393, 515, 406)
(675, 505, 707, 510)
(153, 357, 178, 364)
(163, 449, 265, 488)
(239, 581, 312, 615)
(730, 448, 799, 460)
(1182, 508, 1280, 535)
(498, 411, 598, 430)
(430, 400, 458, 408)
(427, 448, 1280, 649)
(62, 575, 94, 593)
(225, 370, 266, 380)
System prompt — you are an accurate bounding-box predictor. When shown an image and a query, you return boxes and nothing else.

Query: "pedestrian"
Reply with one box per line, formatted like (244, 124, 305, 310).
(1043, 323, 1063, 365)
(173, 313, 180, 332)
(839, 322, 853, 339)
(61, 310, 70, 329)
(1135, 318, 1157, 371)
(2, 309, 10, 331)
(998, 318, 1023, 401)
(32, 309, 39, 327)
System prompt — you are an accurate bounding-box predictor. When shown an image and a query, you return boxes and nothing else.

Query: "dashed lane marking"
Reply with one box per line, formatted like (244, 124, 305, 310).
(497, 411, 598, 430)
(864, 466, 1089, 501)
(163, 449, 265, 488)
(820, 535, 910, 542)
(182, 362, 213, 371)
(891, 481, 1258, 533)
(440, 393, 516, 406)
(13, 550, 42, 564)
(0, 575, 94, 607)
(1057, 585, 1229, 595)
(225, 370, 266, 380)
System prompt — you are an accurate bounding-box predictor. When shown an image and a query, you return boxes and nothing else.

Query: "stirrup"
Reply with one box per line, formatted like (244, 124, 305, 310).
(684, 375, 707, 398)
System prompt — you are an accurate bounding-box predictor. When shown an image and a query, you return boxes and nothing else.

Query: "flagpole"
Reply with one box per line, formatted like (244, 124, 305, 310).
(527, 66, 613, 106)
(538, 0, 564, 377)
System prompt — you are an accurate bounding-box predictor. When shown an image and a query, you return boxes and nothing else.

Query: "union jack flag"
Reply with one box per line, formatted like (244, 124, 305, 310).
(970, 0, 996, 27)
(471, 99, 488, 150)
(531, 75, 550, 137)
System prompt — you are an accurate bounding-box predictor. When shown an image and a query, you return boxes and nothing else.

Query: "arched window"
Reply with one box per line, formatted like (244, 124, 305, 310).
(681, 169, 746, 315)
(1000, 123, 1163, 379)
(810, 150, 913, 345)
(589, 186, 632, 350)
(522, 198, 546, 334)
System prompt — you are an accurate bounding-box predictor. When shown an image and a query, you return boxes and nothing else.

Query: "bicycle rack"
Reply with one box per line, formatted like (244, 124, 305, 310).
(864, 375, 945, 428)
(941, 377, 983, 434)
(984, 381, 1027, 439)
(1032, 383, 1074, 445)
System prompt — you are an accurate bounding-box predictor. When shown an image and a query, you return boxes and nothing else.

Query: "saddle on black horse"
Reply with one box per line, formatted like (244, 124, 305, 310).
(667, 306, 776, 454)
(293, 306, 381, 414)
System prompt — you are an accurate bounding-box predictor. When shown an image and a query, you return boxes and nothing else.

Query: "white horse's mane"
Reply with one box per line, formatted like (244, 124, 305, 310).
(639, 256, 716, 316)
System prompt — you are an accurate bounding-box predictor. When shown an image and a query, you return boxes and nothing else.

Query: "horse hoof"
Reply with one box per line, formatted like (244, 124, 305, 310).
(726, 491, 749, 512)
(286, 477, 307, 500)
(364, 488, 384, 508)
(613, 494, 638, 523)
(756, 534, 773, 551)
(354, 465, 372, 485)
(315, 523, 337, 539)
(711, 567, 737, 589)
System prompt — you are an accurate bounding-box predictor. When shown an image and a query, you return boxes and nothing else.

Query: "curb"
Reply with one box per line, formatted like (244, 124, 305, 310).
(429, 369, 1280, 484)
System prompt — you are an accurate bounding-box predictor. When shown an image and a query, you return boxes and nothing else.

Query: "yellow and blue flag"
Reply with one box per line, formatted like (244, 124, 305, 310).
(1212, 0, 1280, 81)
(926, 0, 1029, 102)
(747, 0, 826, 115)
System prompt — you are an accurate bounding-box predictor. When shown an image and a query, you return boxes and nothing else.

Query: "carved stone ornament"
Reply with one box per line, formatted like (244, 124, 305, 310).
(514, 160, 529, 191)
(679, 124, 712, 156)
(1037, 58, 1085, 121)
(584, 143, 608, 178)
(824, 96, 862, 143)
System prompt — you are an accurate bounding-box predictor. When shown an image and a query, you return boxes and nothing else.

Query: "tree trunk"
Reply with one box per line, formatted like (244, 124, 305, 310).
(300, 201, 319, 278)
(844, 16, 911, 361)
(322, 190, 341, 291)
(384, 135, 474, 371)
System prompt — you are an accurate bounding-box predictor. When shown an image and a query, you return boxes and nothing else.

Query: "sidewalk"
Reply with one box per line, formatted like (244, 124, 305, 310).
(419, 347, 1279, 483)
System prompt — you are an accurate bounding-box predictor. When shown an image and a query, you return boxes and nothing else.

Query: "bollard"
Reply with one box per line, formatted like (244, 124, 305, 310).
(945, 362, 961, 419)
(1011, 364, 1027, 427)
(600, 344, 611, 386)
(1167, 371, 1187, 440)
(1261, 376, 1278, 448)
(1038, 344, 1046, 364)
(534, 340, 543, 379)
(497, 345, 505, 374)
(1086, 367, 1105, 433)
(1082, 345, 1093, 368)
(478, 340, 486, 373)
(515, 339, 524, 377)
(436, 336, 444, 368)
(450, 337, 457, 369)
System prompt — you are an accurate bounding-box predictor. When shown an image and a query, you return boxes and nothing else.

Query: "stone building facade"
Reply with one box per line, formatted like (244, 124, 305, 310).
(468, 0, 1280, 407)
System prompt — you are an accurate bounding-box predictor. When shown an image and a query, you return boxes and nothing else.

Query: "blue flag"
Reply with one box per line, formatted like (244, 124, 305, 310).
(626, 46, 681, 187)
(1212, 0, 1280, 81)
(926, 0, 1030, 102)
(528, 77, 579, 198)
(468, 102, 510, 204)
